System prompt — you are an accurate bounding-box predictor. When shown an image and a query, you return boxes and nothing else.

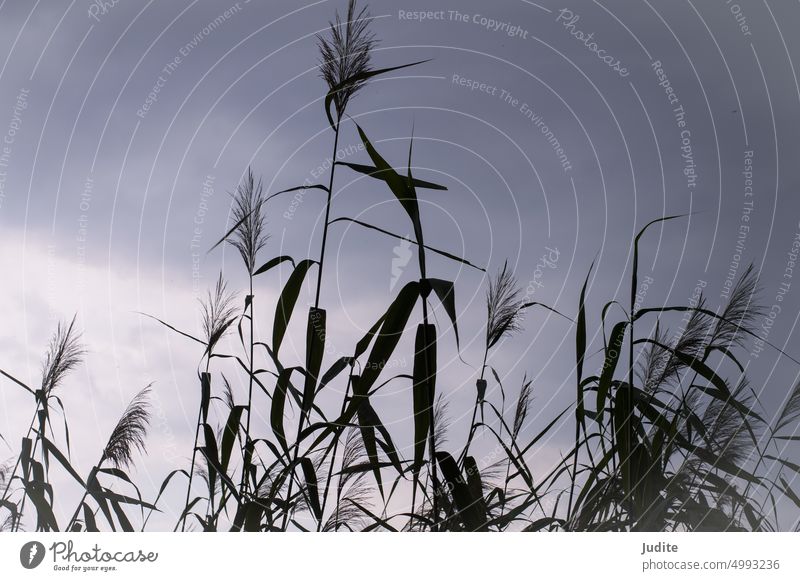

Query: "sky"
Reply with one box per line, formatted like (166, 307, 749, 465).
(1, 0, 799, 530)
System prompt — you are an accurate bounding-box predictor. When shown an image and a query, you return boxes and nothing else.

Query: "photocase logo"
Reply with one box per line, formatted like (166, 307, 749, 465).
(390, 237, 413, 291)
(19, 541, 46, 569)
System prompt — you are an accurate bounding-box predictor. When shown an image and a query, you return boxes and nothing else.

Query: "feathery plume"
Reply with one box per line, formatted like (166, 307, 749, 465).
(638, 296, 710, 393)
(101, 386, 151, 470)
(0, 458, 12, 488)
(200, 273, 237, 355)
(317, 0, 375, 121)
(221, 374, 236, 411)
(324, 427, 372, 531)
(712, 264, 763, 349)
(512, 377, 533, 440)
(486, 261, 524, 349)
(41, 316, 84, 396)
(775, 380, 800, 434)
(229, 168, 268, 274)
(433, 395, 451, 451)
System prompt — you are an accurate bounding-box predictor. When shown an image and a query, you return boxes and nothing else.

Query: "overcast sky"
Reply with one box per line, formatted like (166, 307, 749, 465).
(1, 0, 799, 530)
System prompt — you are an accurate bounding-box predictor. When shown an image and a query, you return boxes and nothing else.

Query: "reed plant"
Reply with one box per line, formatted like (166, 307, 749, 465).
(2, 0, 799, 533)
(0, 320, 154, 532)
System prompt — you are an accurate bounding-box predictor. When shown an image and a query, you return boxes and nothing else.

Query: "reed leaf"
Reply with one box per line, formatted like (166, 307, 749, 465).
(273, 259, 317, 355)
(412, 324, 436, 474)
(328, 217, 485, 271)
(337, 161, 447, 190)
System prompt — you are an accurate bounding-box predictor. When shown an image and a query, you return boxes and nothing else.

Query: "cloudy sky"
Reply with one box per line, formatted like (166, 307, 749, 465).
(1, 0, 799, 530)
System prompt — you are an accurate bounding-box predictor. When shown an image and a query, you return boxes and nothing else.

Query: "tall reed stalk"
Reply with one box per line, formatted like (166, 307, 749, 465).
(179, 274, 236, 530)
(228, 170, 268, 499)
(314, 0, 374, 307)
(5, 0, 800, 534)
(67, 387, 151, 531)
(1, 317, 82, 531)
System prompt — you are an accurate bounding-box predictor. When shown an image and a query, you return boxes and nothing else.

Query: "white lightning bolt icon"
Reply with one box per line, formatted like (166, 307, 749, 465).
(28, 544, 38, 565)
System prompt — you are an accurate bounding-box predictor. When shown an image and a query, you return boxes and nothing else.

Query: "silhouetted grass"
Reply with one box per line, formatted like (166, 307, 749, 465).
(1, 0, 799, 533)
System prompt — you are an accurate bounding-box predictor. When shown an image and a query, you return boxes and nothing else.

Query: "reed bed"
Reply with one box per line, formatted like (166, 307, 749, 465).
(2, 0, 799, 532)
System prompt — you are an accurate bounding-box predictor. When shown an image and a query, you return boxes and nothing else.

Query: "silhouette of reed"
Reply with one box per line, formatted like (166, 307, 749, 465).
(2, 1, 799, 533)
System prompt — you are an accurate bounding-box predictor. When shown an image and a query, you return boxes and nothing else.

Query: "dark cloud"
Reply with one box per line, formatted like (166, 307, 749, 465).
(1, 0, 799, 528)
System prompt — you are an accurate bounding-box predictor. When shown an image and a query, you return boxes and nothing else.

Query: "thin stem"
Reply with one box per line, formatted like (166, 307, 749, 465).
(460, 349, 489, 465)
(183, 348, 215, 530)
(314, 121, 341, 309)
(0, 406, 39, 505)
(67, 466, 99, 531)
(625, 266, 636, 526)
(282, 352, 320, 531)
(421, 298, 440, 531)
(294, 119, 341, 530)
(240, 274, 255, 499)
(280, 456, 299, 531)
(318, 373, 353, 531)
(7, 404, 49, 531)
(179, 366, 208, 531)
(500, 423, 517, 523)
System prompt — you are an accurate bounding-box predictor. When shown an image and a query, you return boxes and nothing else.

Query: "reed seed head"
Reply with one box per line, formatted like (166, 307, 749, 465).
(486, 261, 524, 349)
(317, 0, 375, 121)
(229, 168, 268, 275)
(101, 386, 152, 470)
(41, 315, 84, 397)
(200, 272, 238, 355)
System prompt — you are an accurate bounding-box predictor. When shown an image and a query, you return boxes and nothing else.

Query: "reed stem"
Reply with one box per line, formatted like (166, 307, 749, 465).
(314, 122, 341, 309)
